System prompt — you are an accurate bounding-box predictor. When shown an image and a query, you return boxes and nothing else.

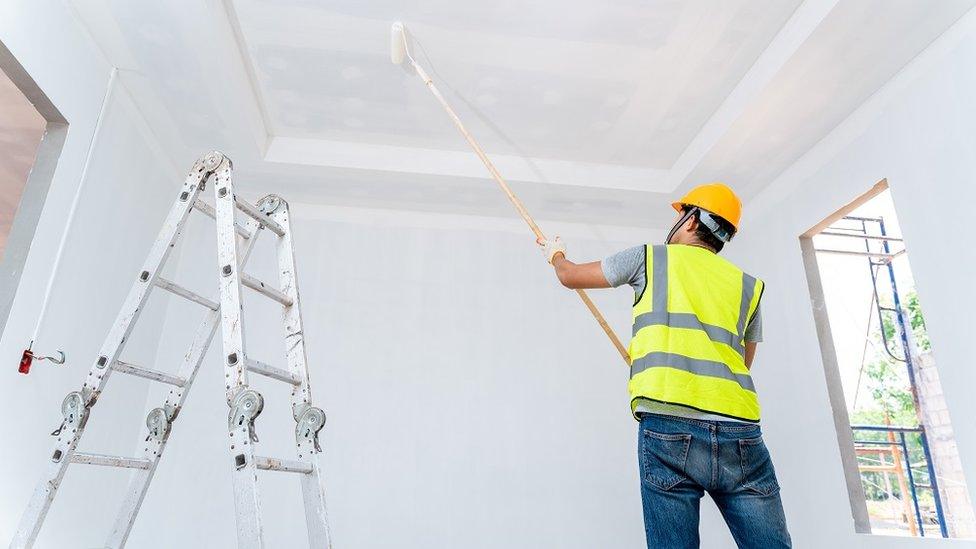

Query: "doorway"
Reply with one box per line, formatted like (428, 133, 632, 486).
(801, 180, 974, 538)
(0, 40, 68, 335)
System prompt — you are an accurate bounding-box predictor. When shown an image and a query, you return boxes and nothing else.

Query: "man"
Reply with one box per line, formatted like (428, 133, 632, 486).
(538, 183, 791, 548)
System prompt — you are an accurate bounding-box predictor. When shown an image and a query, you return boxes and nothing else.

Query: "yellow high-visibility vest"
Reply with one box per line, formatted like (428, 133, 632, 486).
(628, 244, 765, 422)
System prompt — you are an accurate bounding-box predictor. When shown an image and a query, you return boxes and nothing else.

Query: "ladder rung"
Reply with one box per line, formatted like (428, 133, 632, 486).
(70, 452, 152, 470)
(245, 358, 302, 385)
(241, 273, 294, 307)
(113, 360, 186, 387)
(234, 197, 285, 237)
(253, 456, 313, 474)
(818, 231, 903, 242)
(193, 200, 252, 238)
(155, 277, 219, 310)
(813, 248, 898, 259)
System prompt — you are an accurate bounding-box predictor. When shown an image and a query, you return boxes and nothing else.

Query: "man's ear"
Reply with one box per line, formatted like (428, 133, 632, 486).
(683, 215, 698, 234)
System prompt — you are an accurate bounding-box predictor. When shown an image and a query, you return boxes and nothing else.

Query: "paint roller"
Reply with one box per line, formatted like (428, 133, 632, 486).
(390, 22, 630, 365)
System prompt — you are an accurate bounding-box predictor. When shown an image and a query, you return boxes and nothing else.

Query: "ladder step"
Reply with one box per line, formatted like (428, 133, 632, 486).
(818, 231, 903, 242)
(245, 358, 302, 385)
(241, 273, 294, 307)
(814, 248, 898, 259)
(192, 200, 252, 238)
(234, 197, 285, 237)
(253, 456, 313, 474)
(113, 360, 187, 387)
(155, 277, 219, 310)
(193, 199, 253, 238)
(70, 452, 153, 470)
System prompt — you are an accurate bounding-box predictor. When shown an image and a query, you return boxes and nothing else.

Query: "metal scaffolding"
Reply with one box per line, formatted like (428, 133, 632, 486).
(819, 215, 948, 538)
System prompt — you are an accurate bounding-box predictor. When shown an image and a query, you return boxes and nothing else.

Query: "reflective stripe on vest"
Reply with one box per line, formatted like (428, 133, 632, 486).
(628, 244, 764, 422)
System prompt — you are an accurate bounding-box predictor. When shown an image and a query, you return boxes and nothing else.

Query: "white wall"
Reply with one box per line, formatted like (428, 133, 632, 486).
(129, 203, 676, 548)
(727, 7, 976, 548)
(0, 1, 180, 547)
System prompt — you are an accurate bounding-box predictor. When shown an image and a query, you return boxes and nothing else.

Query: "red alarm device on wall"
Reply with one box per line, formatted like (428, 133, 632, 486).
(18, 348, 33, 374)
(18, 342, 65, 374)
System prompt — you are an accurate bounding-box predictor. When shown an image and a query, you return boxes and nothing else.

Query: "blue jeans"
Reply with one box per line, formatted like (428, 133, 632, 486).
(638, 414, 791, 548)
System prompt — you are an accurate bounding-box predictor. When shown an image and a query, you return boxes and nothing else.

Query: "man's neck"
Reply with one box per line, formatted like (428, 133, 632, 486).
(672, 240, 717, 253)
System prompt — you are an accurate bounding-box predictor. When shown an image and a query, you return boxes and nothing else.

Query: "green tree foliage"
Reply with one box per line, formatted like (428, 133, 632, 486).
(850, 289, 932, 503)
(906, 291, 930, 352)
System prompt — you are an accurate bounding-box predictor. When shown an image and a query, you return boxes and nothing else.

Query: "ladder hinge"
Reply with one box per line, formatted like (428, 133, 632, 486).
(257, 194, 284, 215)
(295, 404, 327, 456)
(145, 405, 177, 442)
(228, 389, 264, 443)
(51, 388, 93, 436)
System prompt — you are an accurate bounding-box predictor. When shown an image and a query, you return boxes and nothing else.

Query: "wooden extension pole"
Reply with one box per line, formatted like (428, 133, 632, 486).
(408, 61, 630, 365)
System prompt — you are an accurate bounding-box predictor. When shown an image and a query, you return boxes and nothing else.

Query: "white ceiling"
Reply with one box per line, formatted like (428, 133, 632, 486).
(235, 0, 800, 168)
(68, 0, 975, 228)
(683, 0, 976, 197)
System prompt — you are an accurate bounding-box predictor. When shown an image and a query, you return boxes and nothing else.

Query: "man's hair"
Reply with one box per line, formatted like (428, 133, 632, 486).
(681, 207, 736, 253)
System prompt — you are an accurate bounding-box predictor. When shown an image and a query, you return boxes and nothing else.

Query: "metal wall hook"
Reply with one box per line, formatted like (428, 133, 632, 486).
(36, 350, 66, 364)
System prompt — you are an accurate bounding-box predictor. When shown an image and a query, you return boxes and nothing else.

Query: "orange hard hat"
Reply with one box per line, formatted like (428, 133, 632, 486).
(671, 183, 742, 230)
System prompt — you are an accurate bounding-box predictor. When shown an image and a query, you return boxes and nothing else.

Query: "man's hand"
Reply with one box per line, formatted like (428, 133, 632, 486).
(537, 237, 610, 289)
(537, 236, 566, 264)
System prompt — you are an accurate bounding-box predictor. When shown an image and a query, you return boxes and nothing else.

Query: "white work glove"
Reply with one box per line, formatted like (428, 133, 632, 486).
(537, 236, 566, 264)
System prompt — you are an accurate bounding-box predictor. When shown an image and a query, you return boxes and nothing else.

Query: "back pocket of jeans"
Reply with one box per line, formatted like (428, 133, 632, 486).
(739, 436, 780, 496)
(640, 430, 692, 491)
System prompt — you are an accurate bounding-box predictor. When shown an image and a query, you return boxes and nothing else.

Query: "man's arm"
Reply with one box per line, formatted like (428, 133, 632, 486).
(551, 254, 611, 289)
(539, 238, 642, 291)
(745, 341, 758, 370)
(743, 306, 762, 370)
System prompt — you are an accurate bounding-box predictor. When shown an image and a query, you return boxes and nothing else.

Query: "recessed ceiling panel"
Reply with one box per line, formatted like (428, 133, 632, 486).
(231, 0, 801, 168)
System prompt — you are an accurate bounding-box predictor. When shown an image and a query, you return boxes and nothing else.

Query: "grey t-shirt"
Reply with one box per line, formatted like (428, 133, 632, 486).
(602, 245, 762, 422)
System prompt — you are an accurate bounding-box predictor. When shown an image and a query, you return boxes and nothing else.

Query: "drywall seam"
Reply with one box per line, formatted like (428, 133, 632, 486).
(63, 2, 180, 177)
(30, 68, 117, 341)
(64, 0, 187, 178)
(218, 0, 274, 154)
(111, 72, 180, 177)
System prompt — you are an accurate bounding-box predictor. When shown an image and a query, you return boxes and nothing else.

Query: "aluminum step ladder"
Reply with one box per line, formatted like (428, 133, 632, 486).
(10, 151, 332, 549)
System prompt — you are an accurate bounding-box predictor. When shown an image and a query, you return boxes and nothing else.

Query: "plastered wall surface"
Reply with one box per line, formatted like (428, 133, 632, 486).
(129, 205, 696, 548)
(0, 1, 180, 546)
(726, 8, 976, 549)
